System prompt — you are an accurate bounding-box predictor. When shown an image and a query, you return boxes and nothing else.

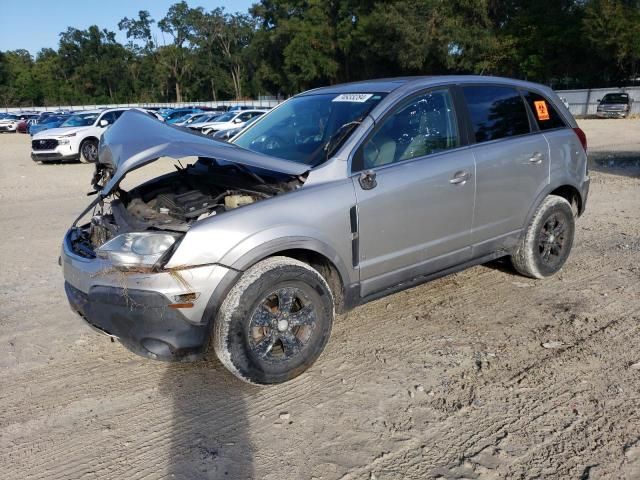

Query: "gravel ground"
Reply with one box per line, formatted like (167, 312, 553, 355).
(1, 120, 639, 479)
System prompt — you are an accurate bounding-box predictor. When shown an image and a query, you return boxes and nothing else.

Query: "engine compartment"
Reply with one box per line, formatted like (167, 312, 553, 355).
(70, 158, 303, 257)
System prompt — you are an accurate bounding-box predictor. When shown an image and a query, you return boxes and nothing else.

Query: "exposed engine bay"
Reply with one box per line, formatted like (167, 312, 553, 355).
(69, 158, 304, 258)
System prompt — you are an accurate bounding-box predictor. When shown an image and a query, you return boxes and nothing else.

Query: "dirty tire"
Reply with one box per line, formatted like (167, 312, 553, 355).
(511, 195, 575, 279)
(213, 256, 334, 385)
(79, 139, 98, 163)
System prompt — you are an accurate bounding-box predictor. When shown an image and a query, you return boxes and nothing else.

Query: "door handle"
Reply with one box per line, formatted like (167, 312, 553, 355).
(528, 152, 544, 164)
(449, 171, 471, 185)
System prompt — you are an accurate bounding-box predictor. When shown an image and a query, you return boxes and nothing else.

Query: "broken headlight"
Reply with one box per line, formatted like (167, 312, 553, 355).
(96, 232, 181, 269)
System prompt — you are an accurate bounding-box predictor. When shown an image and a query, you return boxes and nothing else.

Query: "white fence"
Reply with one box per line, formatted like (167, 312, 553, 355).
(3, 98, 283, 113)
(6, 87, 640, 117)
(556, 87, 640, 117)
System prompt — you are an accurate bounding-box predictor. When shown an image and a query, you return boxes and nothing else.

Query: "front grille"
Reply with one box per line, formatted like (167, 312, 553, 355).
(602, 105, 626, 111)
(32, 139, 59, 150)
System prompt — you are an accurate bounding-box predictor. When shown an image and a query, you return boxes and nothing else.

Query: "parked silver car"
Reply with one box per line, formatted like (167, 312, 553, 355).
(61, 76, 590, 384)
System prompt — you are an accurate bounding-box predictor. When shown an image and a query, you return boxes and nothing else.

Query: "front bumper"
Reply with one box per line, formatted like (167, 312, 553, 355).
(596, 110, 628, 118)
(31, 151, 80, 162)
(61, 229, 234, 361)
(0, 125, 17, 132)
(31, 140, 80, 162)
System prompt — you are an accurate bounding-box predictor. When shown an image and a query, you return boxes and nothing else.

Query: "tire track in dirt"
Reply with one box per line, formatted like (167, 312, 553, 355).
(337, 310, 640, 479)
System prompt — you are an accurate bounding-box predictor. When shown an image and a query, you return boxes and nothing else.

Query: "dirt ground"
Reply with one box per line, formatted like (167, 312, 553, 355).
(1, 120, 639, 480)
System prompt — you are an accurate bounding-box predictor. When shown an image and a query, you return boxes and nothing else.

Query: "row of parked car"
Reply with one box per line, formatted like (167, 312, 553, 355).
(0, 105, 270, 164)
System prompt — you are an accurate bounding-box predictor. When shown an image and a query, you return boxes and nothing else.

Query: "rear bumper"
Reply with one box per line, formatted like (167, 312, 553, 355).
(580, 176, 591, 215)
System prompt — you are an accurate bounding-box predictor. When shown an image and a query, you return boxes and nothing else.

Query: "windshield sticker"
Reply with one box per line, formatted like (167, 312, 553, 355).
(534, 100, 550, 121)
(332, 93, 374, 103)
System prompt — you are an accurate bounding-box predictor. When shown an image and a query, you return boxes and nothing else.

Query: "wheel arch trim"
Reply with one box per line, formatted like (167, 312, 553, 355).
(522, 179, 585, 235)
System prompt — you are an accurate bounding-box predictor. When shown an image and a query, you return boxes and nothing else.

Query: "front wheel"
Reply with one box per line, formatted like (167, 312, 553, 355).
(511, 195, 575, 279)
(79, 139, 99, 163)
(213, 256, 334, 385)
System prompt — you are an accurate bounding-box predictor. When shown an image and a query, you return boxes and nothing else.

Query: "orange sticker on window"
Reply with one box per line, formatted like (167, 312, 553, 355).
(534, 100, 550, 121)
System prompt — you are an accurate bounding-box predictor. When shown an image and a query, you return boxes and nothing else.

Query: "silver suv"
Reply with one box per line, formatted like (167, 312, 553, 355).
(61, 76, 590, 385)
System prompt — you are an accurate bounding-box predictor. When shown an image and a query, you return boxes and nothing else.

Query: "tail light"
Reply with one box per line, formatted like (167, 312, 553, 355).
(573, 127, 587, 153)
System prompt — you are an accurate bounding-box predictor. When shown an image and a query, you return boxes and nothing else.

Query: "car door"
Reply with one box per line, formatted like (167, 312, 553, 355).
(461, 85, 550, 256)
(352, 88, 476, 297)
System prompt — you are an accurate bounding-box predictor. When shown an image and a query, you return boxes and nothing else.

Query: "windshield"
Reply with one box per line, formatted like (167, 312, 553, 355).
(233, 92, 386, 165)
(166, 110, 192, 120)
(44, 115, 66, 124)
(4, 114, 19, 120)
(185, 114, 204, 123)
(214, 112, 236, 123)
(601, 94, 629, 104)
(172, 114, 191, 123)
(61, 113, 99, 127)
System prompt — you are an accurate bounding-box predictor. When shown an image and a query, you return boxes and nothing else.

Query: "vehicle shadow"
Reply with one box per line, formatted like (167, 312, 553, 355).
(482, 256, 521, 277)
(589, 151, 640, 179)
(161, 356, 256, 479)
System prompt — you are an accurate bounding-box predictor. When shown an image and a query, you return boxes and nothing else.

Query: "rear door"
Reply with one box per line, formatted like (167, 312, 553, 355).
(352, 88, 476, 296)
(461, 85, 550, 255)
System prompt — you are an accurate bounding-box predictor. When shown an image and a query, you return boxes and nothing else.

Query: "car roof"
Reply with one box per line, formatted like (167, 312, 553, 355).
(298, 75, 554, 96)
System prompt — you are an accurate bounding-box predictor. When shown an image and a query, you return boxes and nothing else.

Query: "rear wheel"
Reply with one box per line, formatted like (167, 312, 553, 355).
(213, 256, 334, 385)
(511, 195, 575, 279)
(79, 138, 98, 163)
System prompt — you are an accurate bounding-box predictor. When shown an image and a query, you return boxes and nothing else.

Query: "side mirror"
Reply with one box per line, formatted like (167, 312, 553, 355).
(596, 99, 601, 102)
(233, 118, 242, 124)
(99, 119, 110, 127)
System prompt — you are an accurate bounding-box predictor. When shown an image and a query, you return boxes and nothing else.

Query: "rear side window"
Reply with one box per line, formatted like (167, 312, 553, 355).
(523, 91, 566, 131)
(463, 86, 530, 143)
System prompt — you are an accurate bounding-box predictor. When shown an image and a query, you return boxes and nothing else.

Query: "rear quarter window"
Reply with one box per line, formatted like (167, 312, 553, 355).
(523, 91, 566, 131)
(463, 86, 531, 143)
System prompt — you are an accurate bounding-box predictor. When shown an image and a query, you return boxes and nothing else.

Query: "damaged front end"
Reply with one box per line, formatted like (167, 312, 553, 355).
(68, 109, 308, 270)
(62, 110, 309, 360)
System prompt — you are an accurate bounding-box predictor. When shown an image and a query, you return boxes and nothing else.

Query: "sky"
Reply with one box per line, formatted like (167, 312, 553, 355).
(0, 0, 255, 55)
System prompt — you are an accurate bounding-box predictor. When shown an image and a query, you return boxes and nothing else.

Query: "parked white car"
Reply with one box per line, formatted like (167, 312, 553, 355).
(199, 110, 267, 136)
(172, 112, 208, 127)
(186, 113, 225, 132)
(31, 108, 129, 163)
(0, 114, 22, 133)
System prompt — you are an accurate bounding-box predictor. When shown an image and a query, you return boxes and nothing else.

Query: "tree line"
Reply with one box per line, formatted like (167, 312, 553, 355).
(1, 0, 640, 107)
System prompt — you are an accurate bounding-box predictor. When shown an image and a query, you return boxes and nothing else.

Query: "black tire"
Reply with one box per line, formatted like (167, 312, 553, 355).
(511, 195, 575, 279)
(79, 138, 99, 163)
(213, 256, 334, 385)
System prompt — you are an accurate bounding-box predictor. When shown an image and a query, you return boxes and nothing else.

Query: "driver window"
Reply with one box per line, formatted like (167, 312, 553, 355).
(362, 89, 459, 169)
(100, 112, 116, 124)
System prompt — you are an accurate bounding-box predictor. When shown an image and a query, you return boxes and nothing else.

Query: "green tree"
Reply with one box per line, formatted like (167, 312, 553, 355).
(583, 0, 640, 84)
(157, 1, 203, 102)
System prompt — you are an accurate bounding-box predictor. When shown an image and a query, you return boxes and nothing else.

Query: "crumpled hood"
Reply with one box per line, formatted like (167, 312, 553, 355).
(98, 109, 309, 195)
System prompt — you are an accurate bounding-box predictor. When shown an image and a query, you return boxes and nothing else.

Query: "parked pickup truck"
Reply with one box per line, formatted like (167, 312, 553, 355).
(596, 92, 633, 118)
